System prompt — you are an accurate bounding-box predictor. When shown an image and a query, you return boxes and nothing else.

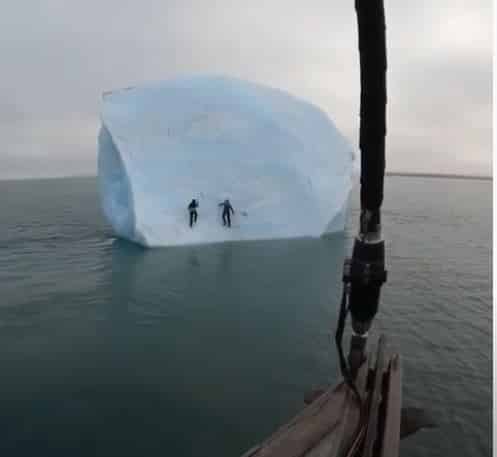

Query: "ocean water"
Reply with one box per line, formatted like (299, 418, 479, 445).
(0, 176, 491, 457)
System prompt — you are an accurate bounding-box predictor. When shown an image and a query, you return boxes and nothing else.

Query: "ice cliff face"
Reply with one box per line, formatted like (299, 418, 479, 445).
(98, 75, 356, 247)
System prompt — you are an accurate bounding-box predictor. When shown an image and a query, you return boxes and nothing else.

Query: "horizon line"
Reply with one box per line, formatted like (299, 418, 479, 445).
(386, 171, 492, 181)
(0, 171, 492, 183)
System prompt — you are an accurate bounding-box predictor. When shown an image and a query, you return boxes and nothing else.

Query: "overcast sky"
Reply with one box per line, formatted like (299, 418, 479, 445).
(0, 0, 492, 179)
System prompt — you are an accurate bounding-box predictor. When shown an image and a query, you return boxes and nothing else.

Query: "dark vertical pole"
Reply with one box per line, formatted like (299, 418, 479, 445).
(356, 0, 387, 227)
(346, 0, 388, 376)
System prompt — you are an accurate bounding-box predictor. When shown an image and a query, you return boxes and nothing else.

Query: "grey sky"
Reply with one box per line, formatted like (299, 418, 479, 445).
(0, 0, 492, 179)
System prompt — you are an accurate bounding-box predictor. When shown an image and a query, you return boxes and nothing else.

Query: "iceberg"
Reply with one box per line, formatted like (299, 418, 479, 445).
(98, 75, 356, 247)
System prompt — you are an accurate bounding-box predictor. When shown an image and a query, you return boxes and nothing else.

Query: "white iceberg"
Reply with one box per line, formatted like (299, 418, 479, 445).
(98, 75, 356, 247)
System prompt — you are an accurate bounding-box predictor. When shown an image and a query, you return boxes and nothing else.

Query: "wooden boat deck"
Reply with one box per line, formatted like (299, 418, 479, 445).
(240, 335, 401, 457)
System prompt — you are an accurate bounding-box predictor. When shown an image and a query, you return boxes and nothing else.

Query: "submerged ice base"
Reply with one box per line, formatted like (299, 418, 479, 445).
(98, 76, 356, 247)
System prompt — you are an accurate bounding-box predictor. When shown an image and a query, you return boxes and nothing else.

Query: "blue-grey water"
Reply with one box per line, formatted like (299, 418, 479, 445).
(0, 176, 491, 457)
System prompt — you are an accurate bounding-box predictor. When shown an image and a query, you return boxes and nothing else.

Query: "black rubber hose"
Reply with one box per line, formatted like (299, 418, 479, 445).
(355, 0, 387, 214)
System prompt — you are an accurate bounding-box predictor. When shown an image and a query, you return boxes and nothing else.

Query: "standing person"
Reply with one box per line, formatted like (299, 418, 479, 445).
(219, 199, 235, 227)
(188, 199, 198, 228)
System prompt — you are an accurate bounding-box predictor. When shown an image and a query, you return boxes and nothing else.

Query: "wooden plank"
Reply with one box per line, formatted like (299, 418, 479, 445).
(303, 424, 342, 457)
(356, 349, 372, 397)
(241, 381, 360, 457)
(380, 353, 401, 457)
(362, 335, 387, 457)
(266, 383, 342, 440)
(332, 354, 370, 457)
(240, 342, 394, 457)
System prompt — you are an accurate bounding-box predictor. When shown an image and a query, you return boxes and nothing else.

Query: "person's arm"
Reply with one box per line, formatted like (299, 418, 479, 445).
(230, 205, 235, 214)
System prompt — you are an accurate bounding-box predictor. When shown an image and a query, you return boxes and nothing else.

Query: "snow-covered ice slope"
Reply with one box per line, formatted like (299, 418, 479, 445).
(98, 75, 356, 247)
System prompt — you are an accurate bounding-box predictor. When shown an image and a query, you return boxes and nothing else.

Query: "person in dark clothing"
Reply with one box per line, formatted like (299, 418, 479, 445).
(219, 199, 235, 227)
(188, 199, 198, 228)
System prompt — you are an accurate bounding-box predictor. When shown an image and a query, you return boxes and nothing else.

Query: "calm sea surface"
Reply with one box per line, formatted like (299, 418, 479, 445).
(0, 176, 491, 457)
